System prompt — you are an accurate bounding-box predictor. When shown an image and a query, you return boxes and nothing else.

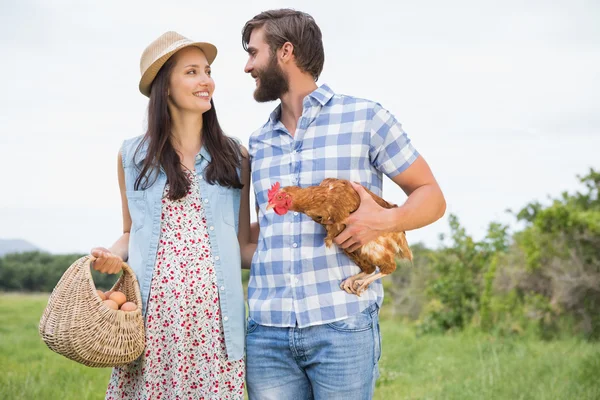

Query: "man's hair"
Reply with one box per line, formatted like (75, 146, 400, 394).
(242, 9, 325, 81)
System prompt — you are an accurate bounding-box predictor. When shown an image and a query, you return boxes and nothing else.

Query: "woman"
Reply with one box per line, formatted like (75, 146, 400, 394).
(91, 31, 252, 399)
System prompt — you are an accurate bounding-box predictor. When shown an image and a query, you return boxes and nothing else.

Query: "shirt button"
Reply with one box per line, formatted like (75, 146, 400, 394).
(220, 286, 225, 291)
(209, 226, 215, 231)
(223, 316, 229, 322)
(293, 212, 299, 216)
(199, 175, 203, 180)
(215, 256, 220, 261)
(292, 243, 298, 248)
(295, 277, 300, 284)
(203, 199, 209, 204)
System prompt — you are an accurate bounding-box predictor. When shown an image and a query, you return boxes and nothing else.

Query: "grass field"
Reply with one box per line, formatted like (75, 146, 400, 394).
(1, 293, 599, 400)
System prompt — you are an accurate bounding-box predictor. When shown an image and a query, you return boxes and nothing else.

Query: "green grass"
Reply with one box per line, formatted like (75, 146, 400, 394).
(375, 319, 600, 399)
(1, 293, 599, 400)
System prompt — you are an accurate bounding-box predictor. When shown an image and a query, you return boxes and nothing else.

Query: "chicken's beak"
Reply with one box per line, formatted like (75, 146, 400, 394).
(266, 203, 274, 211)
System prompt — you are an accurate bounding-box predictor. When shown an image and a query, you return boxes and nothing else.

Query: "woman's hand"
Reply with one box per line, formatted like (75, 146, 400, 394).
(90, 247, 123, 274)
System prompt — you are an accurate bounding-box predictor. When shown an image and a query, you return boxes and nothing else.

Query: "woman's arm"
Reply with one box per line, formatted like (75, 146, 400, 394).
(91, 151, 132, 274)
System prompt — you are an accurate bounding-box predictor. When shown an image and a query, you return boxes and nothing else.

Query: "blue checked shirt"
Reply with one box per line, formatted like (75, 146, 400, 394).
(248, 84, 419, 328)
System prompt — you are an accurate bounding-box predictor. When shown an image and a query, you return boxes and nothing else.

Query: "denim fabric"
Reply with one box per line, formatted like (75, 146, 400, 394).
(120, 134, 245, 361)
(246, 303, 381, 399)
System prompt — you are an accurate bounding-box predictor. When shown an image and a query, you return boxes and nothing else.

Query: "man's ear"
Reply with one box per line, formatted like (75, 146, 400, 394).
(280, 42, 294, 62)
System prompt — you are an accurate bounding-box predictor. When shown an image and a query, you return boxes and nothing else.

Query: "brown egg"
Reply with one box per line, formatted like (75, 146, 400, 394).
(109, 291, 127, 307)
(96, 290, 107, 301)
(104, 290, 114, 299)
(120, 302, 138, 312)
(103, 299, 118, 310)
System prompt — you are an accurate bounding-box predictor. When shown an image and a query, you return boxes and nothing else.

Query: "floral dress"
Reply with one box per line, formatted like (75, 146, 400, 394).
(106, 170, 245, 400)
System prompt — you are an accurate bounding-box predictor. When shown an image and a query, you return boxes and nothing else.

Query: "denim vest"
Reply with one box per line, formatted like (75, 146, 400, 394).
(120, 135, 245, 361)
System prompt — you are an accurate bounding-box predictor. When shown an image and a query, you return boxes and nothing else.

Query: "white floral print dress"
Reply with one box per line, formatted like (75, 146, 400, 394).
(106, 170, 245, 400)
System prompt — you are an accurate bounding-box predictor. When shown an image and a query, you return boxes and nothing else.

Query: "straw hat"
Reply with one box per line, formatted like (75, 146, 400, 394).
(139, 31, 217, 97)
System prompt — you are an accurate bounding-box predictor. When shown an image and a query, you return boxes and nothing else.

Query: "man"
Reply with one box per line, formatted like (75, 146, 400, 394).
(242, 9, 446, 400)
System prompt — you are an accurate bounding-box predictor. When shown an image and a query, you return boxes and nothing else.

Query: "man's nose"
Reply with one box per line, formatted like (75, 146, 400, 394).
(244, 59, 253, 74)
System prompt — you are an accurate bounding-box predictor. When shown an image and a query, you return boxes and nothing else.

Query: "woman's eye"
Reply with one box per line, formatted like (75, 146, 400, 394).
(187, 70, 196, 75)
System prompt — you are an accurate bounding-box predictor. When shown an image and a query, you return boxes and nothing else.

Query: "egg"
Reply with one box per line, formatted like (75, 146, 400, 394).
(120, 302, 138, 312)
(104, 290, 114, 299)
(109, 291, 127, 307)
(103, 299, 119, 310)
(96, 290, 107, 301)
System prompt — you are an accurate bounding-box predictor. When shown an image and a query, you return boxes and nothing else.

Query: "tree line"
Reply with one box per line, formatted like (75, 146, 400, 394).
(2, 169, 598, 339)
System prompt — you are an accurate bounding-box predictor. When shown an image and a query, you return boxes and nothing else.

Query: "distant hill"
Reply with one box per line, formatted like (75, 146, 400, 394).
(0, 239, 43, 257)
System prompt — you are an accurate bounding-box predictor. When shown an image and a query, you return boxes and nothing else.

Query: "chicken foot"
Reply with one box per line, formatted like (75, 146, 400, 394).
(340, 272, 369, 295)
(353, 272, 388, 295)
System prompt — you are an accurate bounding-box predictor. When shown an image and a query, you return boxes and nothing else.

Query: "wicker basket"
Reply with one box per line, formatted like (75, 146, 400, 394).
(39, 255, 145, 368)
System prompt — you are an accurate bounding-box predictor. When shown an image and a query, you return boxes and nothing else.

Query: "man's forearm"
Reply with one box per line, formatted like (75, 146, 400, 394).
(241, 243, 257, 270)
(383, 184, 446, 232)
(240, 222, 259, 269)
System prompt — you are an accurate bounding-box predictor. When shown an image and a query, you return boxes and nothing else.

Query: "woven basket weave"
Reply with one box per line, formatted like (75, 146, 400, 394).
(39, 255, 145, 368)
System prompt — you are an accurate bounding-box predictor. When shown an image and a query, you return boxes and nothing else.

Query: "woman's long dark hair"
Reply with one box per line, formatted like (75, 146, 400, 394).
(133, 55, 243, 200)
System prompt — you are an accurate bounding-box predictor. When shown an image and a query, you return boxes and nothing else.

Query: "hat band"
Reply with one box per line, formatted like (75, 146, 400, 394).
(162, 38, 193, 55)
(142, 38, 193, 72)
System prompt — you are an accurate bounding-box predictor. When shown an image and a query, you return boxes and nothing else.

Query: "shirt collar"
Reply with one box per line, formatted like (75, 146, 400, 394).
(134, 141, 211, 169)
(268, 83, 335, 127)
(309, 83, 335, 106)
(196, 145, 212, 163)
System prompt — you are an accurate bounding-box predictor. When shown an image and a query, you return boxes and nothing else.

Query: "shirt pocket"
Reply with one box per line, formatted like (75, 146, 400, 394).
(219, 188, 235, 227)
(126, 190, 146, 232)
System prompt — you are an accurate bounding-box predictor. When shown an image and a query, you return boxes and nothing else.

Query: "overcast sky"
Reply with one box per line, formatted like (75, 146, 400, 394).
(1, 0, 599, 253)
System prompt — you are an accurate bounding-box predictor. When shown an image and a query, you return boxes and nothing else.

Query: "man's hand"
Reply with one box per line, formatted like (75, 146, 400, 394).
(91, 247, 123, 274)
(333, 182, 389, 252)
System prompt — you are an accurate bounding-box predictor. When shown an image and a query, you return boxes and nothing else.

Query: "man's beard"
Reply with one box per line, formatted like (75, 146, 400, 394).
(253, 54, 289, 102)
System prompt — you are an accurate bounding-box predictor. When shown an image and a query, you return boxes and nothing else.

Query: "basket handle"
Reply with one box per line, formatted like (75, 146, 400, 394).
(86, 255, 141, 299)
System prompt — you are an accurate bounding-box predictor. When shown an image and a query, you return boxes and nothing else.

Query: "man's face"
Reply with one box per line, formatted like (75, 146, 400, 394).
(244, 27, 289, 102)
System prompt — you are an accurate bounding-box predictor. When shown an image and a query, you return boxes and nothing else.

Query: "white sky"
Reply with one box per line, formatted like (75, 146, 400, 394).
(1, 0, 599, 253)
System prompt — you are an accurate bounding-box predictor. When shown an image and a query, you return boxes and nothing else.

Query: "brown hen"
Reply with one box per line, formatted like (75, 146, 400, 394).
(266, 178, 412, 295)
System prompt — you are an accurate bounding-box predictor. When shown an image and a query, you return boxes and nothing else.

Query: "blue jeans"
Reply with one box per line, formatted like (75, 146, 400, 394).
(246, 303, 381, 400)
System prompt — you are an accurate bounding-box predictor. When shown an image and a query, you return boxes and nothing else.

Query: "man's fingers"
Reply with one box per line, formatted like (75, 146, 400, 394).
(339, 237, 358, 250)
(350, 181, 369, 198)
(341, 214, 355, 225)
(334, 230, 350, 245)
(347, 243, 361, 253)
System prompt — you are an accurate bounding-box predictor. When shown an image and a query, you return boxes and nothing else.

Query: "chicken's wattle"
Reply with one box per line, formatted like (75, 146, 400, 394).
(274, 206, 288, 215)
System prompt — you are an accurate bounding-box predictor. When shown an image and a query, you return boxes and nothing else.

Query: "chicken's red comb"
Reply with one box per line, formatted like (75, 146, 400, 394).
(268, 182, 281, 201)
